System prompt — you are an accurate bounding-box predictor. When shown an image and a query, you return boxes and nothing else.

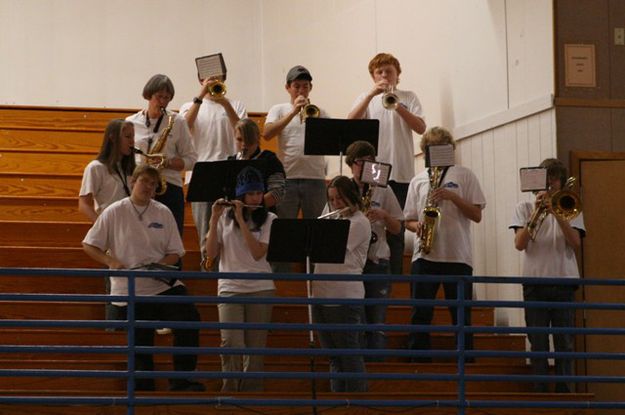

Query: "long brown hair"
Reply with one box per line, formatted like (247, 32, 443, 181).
(96, 119, 136, 175)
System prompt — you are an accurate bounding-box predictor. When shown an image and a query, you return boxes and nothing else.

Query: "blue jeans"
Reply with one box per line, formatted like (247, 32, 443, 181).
(156, 183, 185, 236)
(277, 178, 326, 219)
(361, 260, 391, 357)
(523, 284, 576, 392)
(312, 304, 367, 392)
(387, 181, 408, 275)
(409, 259, 473, 360)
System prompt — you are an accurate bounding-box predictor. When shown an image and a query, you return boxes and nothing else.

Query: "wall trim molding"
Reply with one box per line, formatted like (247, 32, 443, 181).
(453, 94, 554, 140)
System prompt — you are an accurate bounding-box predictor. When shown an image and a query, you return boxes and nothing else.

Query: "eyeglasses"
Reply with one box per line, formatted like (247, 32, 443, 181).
(353, 158, 374, 167)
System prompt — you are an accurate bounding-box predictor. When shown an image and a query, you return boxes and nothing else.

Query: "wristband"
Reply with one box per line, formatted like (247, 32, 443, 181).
(193, 97, 203, 105)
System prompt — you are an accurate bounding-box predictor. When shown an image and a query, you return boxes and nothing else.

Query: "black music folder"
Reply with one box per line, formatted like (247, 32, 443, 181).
(267, 219, 349, 265)
(304, 118, 379, 156)
(186, 159, 267, 203)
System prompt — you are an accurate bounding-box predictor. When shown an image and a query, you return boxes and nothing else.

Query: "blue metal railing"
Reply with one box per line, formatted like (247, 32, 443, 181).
(0, 267, 624, 414)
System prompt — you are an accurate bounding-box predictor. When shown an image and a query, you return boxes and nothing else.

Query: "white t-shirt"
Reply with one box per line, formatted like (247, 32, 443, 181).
(313, 211, 371, 300)
(265, 103, 328, 179)
(79, 160, 129, 214)
(351, 89, 424, 183)
(510, 201, 585, 278)
(179, 98, 247, 162)
(216, 211, 276, 295)
(404, 165, 486, 266)
(82, 198, 185, 303)
(126, 110, 197, 187)
(365, 185, 404, 263)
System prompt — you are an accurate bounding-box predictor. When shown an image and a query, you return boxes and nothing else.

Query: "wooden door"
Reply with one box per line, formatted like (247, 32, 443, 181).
(571, 152, 625, 404)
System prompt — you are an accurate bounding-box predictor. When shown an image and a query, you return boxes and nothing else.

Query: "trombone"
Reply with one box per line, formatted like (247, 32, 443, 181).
(526, 177, 582, 240)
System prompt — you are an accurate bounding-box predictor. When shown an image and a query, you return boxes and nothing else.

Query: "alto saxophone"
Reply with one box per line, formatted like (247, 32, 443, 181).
(418, 167, 443, 254)
(147, 108, 175, 195)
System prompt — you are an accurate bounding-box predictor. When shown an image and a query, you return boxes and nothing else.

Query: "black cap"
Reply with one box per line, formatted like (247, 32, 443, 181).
(286, 65, 312, 83)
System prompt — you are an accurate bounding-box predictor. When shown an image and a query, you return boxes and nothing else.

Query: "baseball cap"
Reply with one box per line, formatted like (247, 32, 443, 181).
(286, 65, 312, 83)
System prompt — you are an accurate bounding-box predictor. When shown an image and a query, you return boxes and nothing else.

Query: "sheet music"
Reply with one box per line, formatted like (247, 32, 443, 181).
(520, 167, 548, 192)
(195, 53, 227, 81)
(426, 144, 455, 167)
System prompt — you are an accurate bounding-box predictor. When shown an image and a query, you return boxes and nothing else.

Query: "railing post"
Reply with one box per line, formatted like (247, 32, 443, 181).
(456, 276, 466, 415)
(127, 271, 136, 415)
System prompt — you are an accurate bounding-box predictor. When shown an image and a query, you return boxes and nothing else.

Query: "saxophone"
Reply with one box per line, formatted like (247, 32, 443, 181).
(418, 167, 443, 254)
(147, 108, 175, 195)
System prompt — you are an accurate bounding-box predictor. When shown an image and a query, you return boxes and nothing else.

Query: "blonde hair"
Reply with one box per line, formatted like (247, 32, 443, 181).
(420, 126, 456, 153)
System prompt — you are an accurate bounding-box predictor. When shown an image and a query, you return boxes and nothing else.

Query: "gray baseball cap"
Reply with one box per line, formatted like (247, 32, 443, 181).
(286, 65, 312, 83)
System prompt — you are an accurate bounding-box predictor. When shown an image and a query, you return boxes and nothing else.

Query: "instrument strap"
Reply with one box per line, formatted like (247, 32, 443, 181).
(145, 110, 165, 152)
(428, 166, 450, 188)
(115, 164, 131, 196)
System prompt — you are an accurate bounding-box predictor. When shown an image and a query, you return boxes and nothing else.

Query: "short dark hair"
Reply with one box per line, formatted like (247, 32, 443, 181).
(327, 176, 363, 210)
(132, 164, 161, 183)
(345, 140, 376, 166)
(539, 158, 567, 187)
(142, 74, 175, 100)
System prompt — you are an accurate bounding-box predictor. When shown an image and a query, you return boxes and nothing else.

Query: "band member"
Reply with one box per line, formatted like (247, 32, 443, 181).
(205, 166, 276, 392)
(313, 176, 371, 393)
(126, 74, 197, 236)
(348, 52, 426, 275)
(510, 158, 585, 393)
(227, 118, 285, 210)
(82, 165, 204, 392)
(79, 119, 136, 321)
(180, 76, 246, 268)
(345, 141, 403, 357)
(403, 127, 485, 362)
(263, 65, 329, 220)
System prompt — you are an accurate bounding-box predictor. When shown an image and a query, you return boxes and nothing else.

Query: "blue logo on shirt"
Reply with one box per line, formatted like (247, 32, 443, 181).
(148, 222, 164, 229)
(444, 182, 459, 189)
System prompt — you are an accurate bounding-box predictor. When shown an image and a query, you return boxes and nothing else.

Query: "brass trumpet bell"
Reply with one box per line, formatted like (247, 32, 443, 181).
(300, 102, 320, 122)
(209, 81, 227, 98)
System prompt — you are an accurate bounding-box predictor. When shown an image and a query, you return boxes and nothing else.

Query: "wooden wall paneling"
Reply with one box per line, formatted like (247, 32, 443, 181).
(479, 130, 498, 277)
(555, 0, 610, 99)
(609, 0, 625, 99)
(0, 129, 102, 153)
(539, 110, 556, 160)
(610, 108, 625, 151)
(0, 106, 135, 131)
(0, 152, 93, 175)
(556, 107, 613, 165)
(0, 174, 82, 197)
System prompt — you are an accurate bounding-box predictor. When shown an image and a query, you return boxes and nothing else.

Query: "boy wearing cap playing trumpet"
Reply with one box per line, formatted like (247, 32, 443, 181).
(263, 65, 330, 221)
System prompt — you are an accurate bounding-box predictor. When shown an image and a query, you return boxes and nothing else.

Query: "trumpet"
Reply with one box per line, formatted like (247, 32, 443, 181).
(214, 200, 263, 209)
(382, 86, 399, 110)
(208, 80, 227, 98)
(318, 206, 351, 219)
(300, 99, 320, 122)
(526, 177, 582, 241)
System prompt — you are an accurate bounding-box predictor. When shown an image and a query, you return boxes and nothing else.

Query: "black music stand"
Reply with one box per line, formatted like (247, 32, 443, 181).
(186, 159, 267, 203)
(304, 118, 379, 175)
(267, 218, 349, 415)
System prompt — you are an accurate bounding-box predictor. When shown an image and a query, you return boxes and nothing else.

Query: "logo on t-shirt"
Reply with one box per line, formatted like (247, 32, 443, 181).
(443, 182, 459, 189)
(148, 222, 164, 229)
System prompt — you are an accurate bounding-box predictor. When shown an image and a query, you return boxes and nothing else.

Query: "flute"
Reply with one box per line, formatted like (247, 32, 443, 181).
(215, 200, 263, 209)
(317, 206, 351, 219)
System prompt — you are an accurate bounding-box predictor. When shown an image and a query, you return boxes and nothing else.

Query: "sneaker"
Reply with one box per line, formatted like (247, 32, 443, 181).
(169, 379, 206, 392)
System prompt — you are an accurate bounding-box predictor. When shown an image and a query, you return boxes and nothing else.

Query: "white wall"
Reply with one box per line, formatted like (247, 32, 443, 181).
(0, 0, 264, 110)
